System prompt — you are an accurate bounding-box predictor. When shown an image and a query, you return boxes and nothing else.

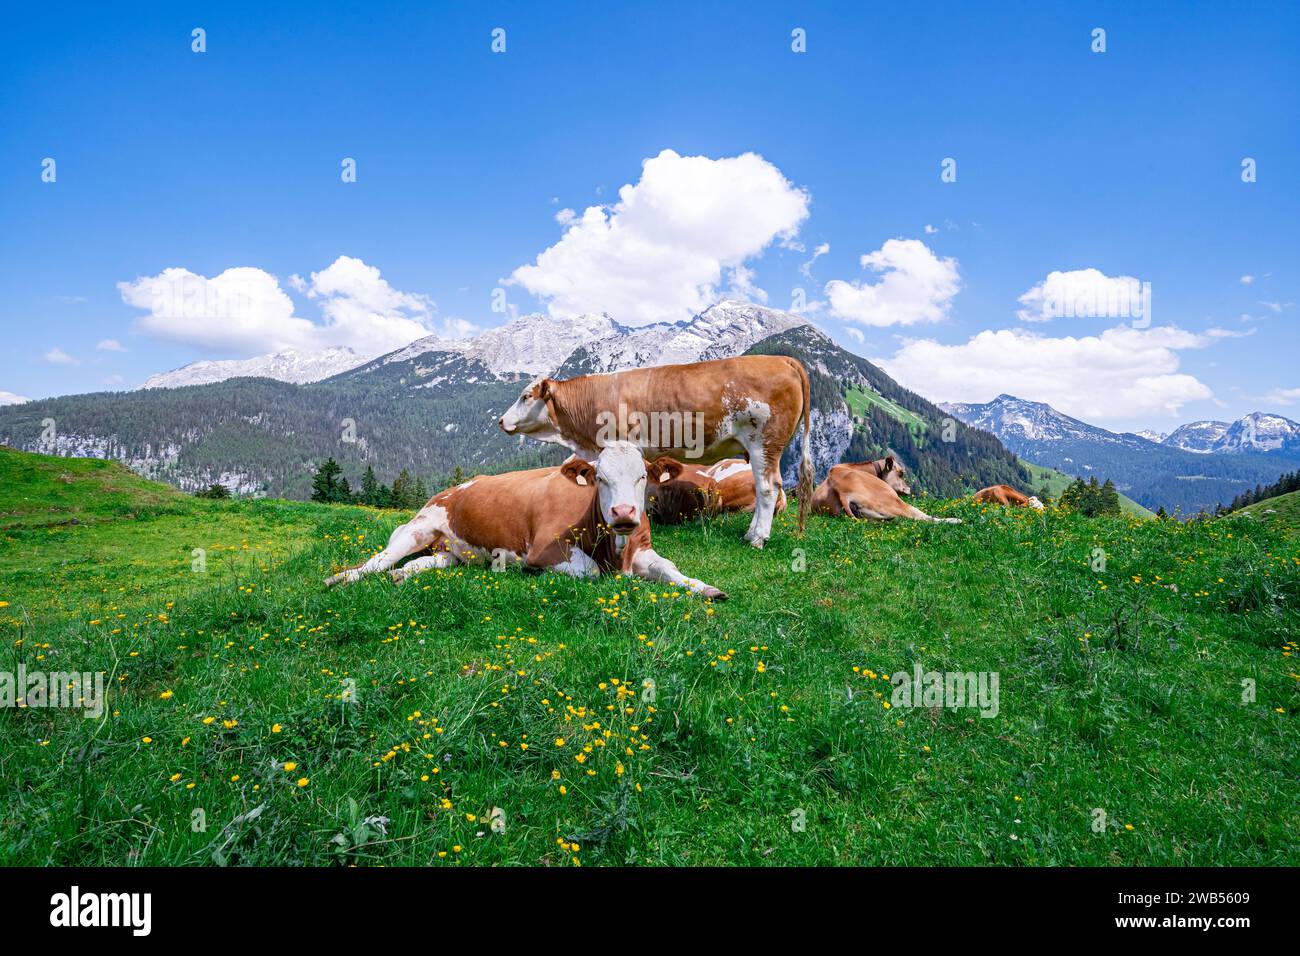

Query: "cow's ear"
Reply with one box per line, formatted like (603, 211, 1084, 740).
(561, 459, 596, 487)
(883, 455, 896, 474)
(536, 378, 553, 401)
(648, 456, 683, 483)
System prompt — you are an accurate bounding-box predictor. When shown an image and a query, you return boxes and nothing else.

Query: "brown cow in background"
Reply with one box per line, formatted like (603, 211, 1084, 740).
(644, 456, 788, 525)
(973, 484, 1045, 510)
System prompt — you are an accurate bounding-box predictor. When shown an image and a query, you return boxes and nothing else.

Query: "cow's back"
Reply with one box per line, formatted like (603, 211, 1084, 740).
(560, 354, 807, 461)
(974, 484, 1027, 506)
(430, 467, 585, 552)
(813, 465, 898, 516)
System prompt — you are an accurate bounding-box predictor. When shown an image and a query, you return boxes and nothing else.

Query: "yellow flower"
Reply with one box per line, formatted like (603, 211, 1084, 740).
(283, 761, 297, 772)
(271, 723, 282, 733)
(297, 777, 309, 787)
(159, 690, 174, 700)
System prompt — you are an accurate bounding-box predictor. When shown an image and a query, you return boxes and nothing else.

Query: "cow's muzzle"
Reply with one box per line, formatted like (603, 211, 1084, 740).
(609, 505, 638, 532)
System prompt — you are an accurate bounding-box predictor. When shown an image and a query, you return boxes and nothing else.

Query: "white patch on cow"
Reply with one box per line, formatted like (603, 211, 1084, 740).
(703, 459, 750, 482)
(593, 441, 648, 529)
(1027, 496, 1045, 510)
(553, 547, 600, 578)
(390, 552, 455, 583)
(630, 547, 726, 600)
(498, 380, 576, 450)
(458, 480, 475, 490)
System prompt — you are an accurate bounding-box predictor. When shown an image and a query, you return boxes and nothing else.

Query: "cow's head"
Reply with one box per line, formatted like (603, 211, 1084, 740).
(644, 456, 718, 525)
(500, 378, 560, 440)
(560, 441, 647, 534)
(873, 456, 912, 496)
(645, 455, 685, 487)
(1027, 495, 1045, 511)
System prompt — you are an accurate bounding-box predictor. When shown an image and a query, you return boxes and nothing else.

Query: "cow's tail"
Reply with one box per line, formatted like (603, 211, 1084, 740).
(795, 359, 814, 535)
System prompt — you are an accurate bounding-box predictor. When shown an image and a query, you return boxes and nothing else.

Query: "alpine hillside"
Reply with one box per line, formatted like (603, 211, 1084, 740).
(942, 395, 1300, 514)
(1, 301, 1027, 501)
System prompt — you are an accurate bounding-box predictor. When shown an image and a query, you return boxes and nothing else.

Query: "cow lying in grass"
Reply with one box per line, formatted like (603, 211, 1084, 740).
(973, 484, 1045, 510)
(810, 457, 961, 523)
(324, 442, 726, 599)
(644, 456, 787, 524)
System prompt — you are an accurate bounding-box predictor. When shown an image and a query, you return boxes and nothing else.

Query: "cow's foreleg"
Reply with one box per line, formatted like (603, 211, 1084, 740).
(389, 550, 456, 583)
(526, 540, 600, 579)
(630, 548, 727, 600)
(324, 518, 438, 586)
(904, 503, 962, 524)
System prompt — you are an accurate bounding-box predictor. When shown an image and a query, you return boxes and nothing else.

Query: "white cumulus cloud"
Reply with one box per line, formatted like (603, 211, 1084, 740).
(1016, 268, 1149, 323)
(120, 257, 436, 358)
(824, 238, 960, 327)
(878, 325, 1216, 422)
(506, 148, 810, 325)
(0, 390, 30, 405)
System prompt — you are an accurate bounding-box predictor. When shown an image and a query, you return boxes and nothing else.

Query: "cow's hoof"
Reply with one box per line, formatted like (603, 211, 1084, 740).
(388, 570, 406, 584)
(747, 537, 766, 549)
(705, 587, 729, 601)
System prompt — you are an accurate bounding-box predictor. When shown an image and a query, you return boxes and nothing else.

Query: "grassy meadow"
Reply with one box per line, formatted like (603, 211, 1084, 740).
(0, 447, 1296, 866)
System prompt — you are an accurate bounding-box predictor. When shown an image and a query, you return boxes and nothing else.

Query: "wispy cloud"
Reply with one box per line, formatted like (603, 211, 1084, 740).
(43, 346, 80, 365)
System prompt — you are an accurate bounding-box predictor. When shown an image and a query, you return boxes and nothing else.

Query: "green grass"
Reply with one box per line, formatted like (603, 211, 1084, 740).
(1239, 490, 1300, 533)
(1, 448, 1296, 866)
(1021, 459, 1155, 519)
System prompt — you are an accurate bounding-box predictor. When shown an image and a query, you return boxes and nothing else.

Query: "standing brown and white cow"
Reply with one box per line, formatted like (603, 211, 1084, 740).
(498, 355, 813, 548)
(324, 442, 725, 598)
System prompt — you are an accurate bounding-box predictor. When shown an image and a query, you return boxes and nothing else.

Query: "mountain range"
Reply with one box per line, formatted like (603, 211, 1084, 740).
(142, 346, 368, 389)
(941, 395, 1300, 514)
(0, 302, 1025, 501)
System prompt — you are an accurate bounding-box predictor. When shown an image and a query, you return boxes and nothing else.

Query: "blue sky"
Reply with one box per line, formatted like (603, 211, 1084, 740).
(1, 0, 1296, 432)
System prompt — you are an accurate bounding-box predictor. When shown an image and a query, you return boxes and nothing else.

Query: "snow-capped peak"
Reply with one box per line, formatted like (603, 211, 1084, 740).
(138, 299, 814, 389)
(940, 394, 1109, 443)
(463, 311, 623, 376)
(142, 346, 368, 389)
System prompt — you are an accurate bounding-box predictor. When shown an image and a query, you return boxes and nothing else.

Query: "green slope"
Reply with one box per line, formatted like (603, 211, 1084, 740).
(844, 386, 927, 438)
(0, 444, 189, 530)
(1022, 459, 1155, 518)
(1, 447, 1296, 867)
(1237, 489, 1300, 531)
